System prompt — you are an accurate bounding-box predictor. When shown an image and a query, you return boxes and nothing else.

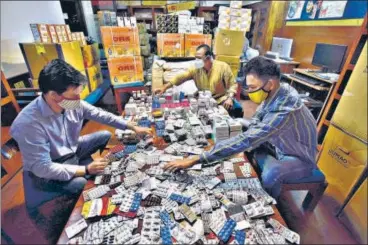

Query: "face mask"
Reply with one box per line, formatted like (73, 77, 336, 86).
(57, 96, 81, 110)
(248, 82, 270, 104)
(194, 59, 204, 69)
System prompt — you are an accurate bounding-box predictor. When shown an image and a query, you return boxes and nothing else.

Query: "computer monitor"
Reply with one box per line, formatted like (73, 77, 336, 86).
(312, 43, 347, 73)
(271, 37, 293, 59)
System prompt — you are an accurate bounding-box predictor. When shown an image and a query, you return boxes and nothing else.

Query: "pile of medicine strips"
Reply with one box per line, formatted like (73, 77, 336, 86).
(66, 90, 300, 245)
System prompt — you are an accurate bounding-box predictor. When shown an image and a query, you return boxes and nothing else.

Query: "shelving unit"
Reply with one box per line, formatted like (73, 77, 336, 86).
(197, 6, 218, 35)
(317, 13, 368, 145)
(1, 71, 22, 187)
(128, 6, 166, 31)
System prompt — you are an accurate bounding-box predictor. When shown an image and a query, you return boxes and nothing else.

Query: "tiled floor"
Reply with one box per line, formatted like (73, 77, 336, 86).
(0, 99, 362, 244)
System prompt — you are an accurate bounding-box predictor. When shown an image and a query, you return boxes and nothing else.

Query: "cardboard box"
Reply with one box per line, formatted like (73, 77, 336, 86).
(82, 43, 100, 68)
(107, 56, 144, 84)
(142, 0, 166, 5)
(157, 33, 185, 57)
(117, 16, 125, 27)
(101, 27, 140, 56)
(60, 25, 69, 41)
(230, 16, 251, 32)
(230, 8, 252, 18)
(55, 25, 67, 42)
(214, 29, 245, 56)
(216, 55, 240, 77)
(230, 1, 242, 9)
(86, 64, 102, 91)
(184, 34, 212, 57)
(218, 6, 231, 16)
(59, 41, 85, 71)
(30, 24, 51, 43)
(65, 25, 73, 41)
(218, 15, 231, 29)
(80, 70, 90, 99)
(47, 25, 59, 43)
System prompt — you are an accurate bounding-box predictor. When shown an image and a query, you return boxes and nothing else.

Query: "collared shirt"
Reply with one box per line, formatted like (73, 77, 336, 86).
(10, 96, 128, 181)
(200, 83, 318, 166)
(171, 60, 238, 103)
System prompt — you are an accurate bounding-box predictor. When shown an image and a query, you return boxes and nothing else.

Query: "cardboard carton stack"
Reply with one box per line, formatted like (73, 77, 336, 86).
(97, 11, 117, 26)
(178, 16, 204, 34)
(184, 34, 212, 57)
(214, 1, 249, 78)
(157, 33, 185, 57)
(101, 26, 143, 85)
(117, 17, 137, 28)
(218, 1, 252, 32)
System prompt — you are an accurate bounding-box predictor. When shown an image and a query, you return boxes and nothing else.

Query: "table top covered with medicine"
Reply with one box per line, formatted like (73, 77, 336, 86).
(58, 89, 300, 245)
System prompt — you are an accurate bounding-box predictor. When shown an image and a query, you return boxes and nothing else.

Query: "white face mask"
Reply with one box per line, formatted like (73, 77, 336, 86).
(57, 97, 81, 110)
(194, 59, 204, 69)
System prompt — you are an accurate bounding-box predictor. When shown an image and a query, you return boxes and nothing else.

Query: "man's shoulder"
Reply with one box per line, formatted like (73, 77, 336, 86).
(11, 98, 43, 132)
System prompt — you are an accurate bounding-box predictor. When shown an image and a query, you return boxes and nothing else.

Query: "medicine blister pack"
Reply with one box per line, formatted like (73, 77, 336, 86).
(178, 204, 197, 224)
(239, 163, 252, 178)
(224, 172, 237, 182)
(243, 201, 274, 218)
(141, 207, 162, 244)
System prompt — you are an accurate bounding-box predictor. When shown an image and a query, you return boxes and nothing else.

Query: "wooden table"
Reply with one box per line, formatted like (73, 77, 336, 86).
(113, 86, 147, 114)
(57, 134, 287, 244)
(262, 56, 300, 74)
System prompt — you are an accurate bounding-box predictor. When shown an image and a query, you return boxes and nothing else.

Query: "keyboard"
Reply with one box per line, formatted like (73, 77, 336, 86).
(290, 73, 327, 87)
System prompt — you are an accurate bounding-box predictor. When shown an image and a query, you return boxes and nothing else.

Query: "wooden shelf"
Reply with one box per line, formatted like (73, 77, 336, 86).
(1, 96, 12, 106)
(1, 126, 12, 145)
(335, 94, 342, 100)
(136, 17, 153, 21)
(294, 69, 336, 84)
(285, 74, 330, 91)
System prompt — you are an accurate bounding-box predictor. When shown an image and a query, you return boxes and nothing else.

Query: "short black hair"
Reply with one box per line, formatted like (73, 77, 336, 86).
(38, 59, 87, 94)
(196, 44, 213, 57)
(244, 57, 280, 83)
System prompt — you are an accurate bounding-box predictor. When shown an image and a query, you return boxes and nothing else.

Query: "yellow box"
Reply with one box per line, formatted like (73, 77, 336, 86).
(216, 55, 240, 77)
(107, 56, 144, 84)
(157, 33, 185, 57)
(86, 64, 103, 92)
(59, 41, 85, 71)
(101, 27, 140, 56)
(214, 29, 245, 56)
(331, 42, 367, 142)
(142, 0, 166, 5)
(184, 34, 212, 57)
(318, 125, 367, 205)
(20, 43, 59, 79)
(82, 43, 100, 68)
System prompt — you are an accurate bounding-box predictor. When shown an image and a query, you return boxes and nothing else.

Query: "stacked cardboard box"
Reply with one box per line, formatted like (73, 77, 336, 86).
(30, 24, 72, 43)
(184, 34, 212, 57)
(157, 33, 185, 57)
(20, 41, 91, 99)
(107, 56, 144, 84)
(178, 16, 204, 34)
(71, 32, 87, 46)
(156, 14, 179, 33)
(217, 1, 252, 32)
(101, 26, 140, 58)
(214, 29, 245, 77)
(101, 26, 143, 85)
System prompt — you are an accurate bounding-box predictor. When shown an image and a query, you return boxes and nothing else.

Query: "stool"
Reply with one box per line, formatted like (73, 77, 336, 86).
(281, 169, 328, 211)
(113, 85, 146, 114)
(250, 153, 328, 211)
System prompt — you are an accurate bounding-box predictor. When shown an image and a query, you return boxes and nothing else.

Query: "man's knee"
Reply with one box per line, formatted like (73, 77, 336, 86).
(261, 165, 282, 188)
(99, 130, 112, 142)
(64, 177, 87, 194)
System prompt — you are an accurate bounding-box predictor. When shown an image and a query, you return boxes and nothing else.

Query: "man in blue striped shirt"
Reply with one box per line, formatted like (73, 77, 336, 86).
(164, 57, 317, 198)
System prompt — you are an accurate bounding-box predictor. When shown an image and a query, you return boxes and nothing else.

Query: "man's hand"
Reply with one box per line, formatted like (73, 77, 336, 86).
(133, 126, 153, 136)
(87, 158, 108, 175)
(163, 157, 199, 172)
(154, 83, 170, 96)
(223, 97, 233, 110)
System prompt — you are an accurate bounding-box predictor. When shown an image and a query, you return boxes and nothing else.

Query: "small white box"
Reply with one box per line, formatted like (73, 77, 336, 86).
(218, 6, 231, 16)
(230, 1, 242, 9)
(124, 17, 131, 27)
(117, 16, 125, 27)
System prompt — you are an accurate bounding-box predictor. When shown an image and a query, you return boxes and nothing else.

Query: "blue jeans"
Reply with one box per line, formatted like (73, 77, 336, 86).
(254, 150, 314, 198)
(23, 130, 111, 213)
